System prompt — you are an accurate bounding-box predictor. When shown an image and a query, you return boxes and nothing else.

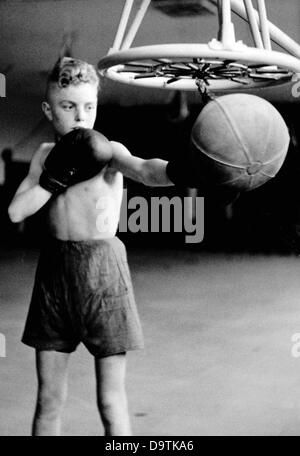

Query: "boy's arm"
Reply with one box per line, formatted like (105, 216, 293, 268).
(8, 145, 53, 223)
(109, 141, 174, 187)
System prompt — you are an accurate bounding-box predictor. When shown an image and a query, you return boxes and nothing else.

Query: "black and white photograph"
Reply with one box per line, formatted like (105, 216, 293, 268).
(1, 0, 300, 439)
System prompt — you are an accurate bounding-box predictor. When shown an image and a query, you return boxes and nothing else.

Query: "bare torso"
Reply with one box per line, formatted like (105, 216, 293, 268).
(40, 143, 124, 241)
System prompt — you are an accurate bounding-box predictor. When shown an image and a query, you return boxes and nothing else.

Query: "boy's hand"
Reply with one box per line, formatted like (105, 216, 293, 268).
(39, 128, 113, 194)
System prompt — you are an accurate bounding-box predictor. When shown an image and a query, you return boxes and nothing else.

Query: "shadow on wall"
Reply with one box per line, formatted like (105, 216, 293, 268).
(1, 102, 300, 253)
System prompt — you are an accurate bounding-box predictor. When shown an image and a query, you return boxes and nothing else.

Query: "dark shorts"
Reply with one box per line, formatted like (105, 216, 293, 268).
(22, 237, 144, 357)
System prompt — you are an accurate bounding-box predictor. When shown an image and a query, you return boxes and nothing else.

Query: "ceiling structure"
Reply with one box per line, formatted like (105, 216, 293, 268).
(0, 0, 299, 158)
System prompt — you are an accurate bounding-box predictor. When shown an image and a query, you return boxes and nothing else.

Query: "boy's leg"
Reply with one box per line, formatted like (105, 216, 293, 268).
(32, 350, 70, 436)
(95, 353, 131, 436)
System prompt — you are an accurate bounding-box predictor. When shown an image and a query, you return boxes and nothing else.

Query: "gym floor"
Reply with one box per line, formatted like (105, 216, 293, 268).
(1, 244, 300, 436)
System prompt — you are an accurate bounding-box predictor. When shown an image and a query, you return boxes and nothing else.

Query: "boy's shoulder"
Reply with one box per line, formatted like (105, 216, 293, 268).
(103, 140, 127, 181)
(110, 140, 130, 154)
(37, 142, 55, 155)
(31, 142, 55, 166)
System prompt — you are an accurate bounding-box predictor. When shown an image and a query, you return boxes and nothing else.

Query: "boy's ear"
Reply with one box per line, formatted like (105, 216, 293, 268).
(42, 101, 53, 121)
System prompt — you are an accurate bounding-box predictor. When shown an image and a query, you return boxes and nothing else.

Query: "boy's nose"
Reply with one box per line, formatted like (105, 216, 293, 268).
(75, 108, 86, 122)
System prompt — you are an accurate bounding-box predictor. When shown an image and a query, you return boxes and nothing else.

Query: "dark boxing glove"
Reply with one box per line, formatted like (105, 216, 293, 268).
(39, 128, 113, 194)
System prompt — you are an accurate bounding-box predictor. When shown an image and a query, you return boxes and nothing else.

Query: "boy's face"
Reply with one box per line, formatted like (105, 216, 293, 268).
(42, 82, 98, 137)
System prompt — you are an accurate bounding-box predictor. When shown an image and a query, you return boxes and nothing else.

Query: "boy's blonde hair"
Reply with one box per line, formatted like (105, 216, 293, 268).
(46, 57, 100, 99)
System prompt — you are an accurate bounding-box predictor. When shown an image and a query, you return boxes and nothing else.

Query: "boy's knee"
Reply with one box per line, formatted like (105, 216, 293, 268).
(37, 386, 66, 417)
(98, 391, 127, 421)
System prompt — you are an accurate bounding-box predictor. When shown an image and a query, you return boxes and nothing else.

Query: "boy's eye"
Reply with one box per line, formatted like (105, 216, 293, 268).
(86, 105, 95, 111)
(61, 104, 73, 110)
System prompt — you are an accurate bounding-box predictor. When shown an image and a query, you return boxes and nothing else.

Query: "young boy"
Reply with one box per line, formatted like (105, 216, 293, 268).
(8, 57, 173, 436)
